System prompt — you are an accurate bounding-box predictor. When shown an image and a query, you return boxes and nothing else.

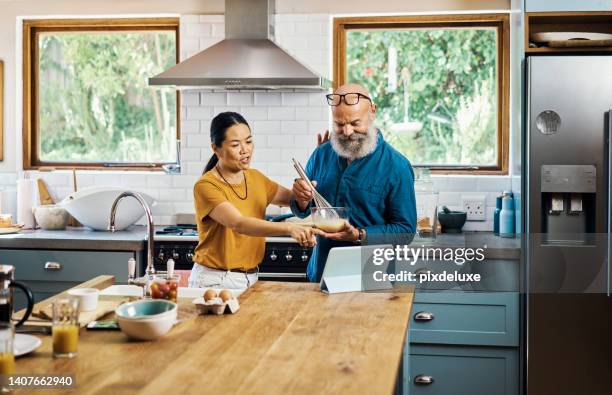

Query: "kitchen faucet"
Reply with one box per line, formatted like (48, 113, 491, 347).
(109, 192, 156, 295)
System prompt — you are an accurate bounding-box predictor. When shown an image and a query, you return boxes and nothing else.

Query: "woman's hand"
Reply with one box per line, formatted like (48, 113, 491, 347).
(288, 224, 323, 247)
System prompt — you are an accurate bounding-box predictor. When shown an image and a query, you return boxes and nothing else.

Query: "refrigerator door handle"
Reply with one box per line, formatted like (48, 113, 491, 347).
(608, 110, 612, 297)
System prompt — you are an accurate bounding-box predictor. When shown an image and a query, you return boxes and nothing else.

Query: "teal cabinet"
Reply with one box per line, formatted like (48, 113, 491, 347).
(404, 291, 520, 395)
(410, 292, 519, 347)
(526, 0, 612, 12)
(0, 249, 139, 308)
(407, 345, 519, 395)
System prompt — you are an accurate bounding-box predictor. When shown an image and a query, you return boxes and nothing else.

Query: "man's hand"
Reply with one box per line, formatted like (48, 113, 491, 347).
(292, 179, 316, 210)
(317, 130, 330, 146)
(320, 222, 360, 242)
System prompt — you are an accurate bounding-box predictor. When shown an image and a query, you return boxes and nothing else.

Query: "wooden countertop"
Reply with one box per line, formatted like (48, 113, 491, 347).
(14, 279, 414, 395)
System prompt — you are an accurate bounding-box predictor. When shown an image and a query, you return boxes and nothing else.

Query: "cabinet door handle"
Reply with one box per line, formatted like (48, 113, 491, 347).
(44, 262, 62, 270)
(414, 311, 434, 321)
(414, 375, 434, 385)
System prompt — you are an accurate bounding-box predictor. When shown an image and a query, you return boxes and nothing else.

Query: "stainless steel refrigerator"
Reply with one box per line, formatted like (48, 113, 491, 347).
(526, 56, 612, 395)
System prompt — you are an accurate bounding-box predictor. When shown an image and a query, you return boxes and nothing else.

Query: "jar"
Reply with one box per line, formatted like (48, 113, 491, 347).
(414, 168, 439, 239)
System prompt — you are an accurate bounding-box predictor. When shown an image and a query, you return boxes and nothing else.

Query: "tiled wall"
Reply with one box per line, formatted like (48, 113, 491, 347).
(0, 13, 512, 231)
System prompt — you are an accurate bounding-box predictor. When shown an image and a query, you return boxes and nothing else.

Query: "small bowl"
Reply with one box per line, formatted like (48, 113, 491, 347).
(67, 288, 99, 312)
(115, 300, 177, 340)
(32, 205, 69, 230)
(437, 210, 467, 233)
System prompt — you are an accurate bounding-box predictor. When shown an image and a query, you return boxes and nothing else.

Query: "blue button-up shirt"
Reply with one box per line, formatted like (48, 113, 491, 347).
(291, 131, 417, 282)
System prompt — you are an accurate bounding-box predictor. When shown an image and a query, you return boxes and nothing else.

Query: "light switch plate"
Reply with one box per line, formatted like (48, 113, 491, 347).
(461, 194, 487, 221)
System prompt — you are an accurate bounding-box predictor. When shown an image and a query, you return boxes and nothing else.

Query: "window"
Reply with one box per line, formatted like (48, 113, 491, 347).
(334, 14, 509, 174)
(23, 18, 179, 170)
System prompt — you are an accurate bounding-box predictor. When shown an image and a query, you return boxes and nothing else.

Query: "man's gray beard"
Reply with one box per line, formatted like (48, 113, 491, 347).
(330, 126, 378, 160)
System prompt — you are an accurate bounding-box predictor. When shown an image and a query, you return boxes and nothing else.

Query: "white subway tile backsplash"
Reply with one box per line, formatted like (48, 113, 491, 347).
(438, 192, 461, 207)
(253, 149, 282, 162)
(181, 92, 200, 106)
(227, 92, 254, 106)
(185, 23, 211, 38)
(254, 93, 282, 106)
(281, 92, 309, 106)
(94, 173, 122, 187)
(278, 36, 308, 51)
(181, 148, 201, 161)
(240, 107, 269, 121)
(186, 106, 213, 120)
(147, 175, 171, 188)
(268, 107, 295, 120)
(180, 15, 200, 23)
(296, 106, 326, 121)
(281, 120, 309, 134)
(213, 106, 240, 114)
(187, 134, 208, 148)
(210, 23, 224, 37)
(121, 174, 148, 188)
(173, 175, 198, 188)
(158, 188, 187, 202)
(309, 92, 327, 106)
(174, 202, 196, 214)
(181, 38, 199, 56)
(308, 121, 330, 133)
(281, 148, 309, 163)
(201, 92, 227, 106)
(199, 15, 224, 23)
(181, 120, 199, 134)
(266, 135, 294, 148)
(252, 120, 281, 133)
(152, 202, 175, 215)
(477, 177, 510, 192)
(293, 135, 318, 148)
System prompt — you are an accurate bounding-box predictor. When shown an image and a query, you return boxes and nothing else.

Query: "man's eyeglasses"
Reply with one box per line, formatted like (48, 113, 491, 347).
(326, 93, 372, 106)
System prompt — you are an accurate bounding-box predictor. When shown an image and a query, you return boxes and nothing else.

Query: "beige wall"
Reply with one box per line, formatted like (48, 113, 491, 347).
(0, 0, 511, 173)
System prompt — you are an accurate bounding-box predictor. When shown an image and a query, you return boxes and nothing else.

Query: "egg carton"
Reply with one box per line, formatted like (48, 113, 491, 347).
(192, 297, 240, 315)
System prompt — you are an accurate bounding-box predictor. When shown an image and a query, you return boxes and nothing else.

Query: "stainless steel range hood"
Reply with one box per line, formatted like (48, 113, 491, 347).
(149, 0, 331, 90)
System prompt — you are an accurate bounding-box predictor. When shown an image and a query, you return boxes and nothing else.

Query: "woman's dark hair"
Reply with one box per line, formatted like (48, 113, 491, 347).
(203, 112, 250, 174)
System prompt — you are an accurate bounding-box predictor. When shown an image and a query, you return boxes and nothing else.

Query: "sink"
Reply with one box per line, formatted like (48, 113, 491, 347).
(61, 187, 156, 231)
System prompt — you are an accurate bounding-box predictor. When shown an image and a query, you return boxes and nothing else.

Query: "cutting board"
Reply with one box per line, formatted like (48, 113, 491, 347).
(26, 297, 127, 328)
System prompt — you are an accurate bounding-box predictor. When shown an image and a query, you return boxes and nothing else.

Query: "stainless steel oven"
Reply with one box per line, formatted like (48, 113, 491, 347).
(153, 227, 310, 282)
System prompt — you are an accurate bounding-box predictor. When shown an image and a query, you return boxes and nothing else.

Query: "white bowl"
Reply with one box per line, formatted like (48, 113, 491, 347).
(32, 205, 69, 230)
(115, 300, 177, 341)
(60, 187, 155, 231)
(67, 288, 99, 311)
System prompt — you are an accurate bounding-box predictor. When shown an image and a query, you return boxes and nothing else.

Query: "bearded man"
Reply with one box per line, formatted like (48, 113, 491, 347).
(290, 83, 417, 282)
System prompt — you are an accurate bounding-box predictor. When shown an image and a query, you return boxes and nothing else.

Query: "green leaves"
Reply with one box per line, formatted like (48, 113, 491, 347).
(346, 27, 497, 166)
(38, 31, 177, 163)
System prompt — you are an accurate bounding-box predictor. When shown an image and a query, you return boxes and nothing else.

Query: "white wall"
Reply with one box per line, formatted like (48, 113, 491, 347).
(0, 1, 515, 231)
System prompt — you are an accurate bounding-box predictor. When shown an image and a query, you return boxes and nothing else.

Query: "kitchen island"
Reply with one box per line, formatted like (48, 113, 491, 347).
(13, 278, 414, 395)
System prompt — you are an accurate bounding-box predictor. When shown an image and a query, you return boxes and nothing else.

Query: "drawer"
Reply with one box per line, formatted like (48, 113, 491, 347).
(406, 345, 518, 395)
(409, 292, 519, 347)
(0, 249, 133, 282)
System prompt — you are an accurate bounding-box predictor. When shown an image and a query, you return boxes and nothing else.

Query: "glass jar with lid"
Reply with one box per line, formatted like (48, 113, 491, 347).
(413, 168, 439, 239)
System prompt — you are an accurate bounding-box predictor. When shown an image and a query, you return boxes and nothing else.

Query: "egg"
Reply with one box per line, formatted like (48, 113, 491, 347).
(203, 289, 217, 302)
(219, 289, 233, 302)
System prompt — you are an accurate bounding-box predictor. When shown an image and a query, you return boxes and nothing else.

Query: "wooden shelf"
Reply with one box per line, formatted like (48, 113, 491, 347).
(526, 12, 612, 54)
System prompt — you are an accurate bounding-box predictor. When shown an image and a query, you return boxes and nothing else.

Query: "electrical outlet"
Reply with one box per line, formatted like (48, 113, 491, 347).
(461, 195, 487, 221)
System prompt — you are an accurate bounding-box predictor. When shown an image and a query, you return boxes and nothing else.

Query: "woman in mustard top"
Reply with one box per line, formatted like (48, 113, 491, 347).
(189, 112, 321, 290)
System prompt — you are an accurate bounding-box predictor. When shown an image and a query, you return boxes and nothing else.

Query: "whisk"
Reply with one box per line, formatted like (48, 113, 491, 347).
(292, 158, 339, 219)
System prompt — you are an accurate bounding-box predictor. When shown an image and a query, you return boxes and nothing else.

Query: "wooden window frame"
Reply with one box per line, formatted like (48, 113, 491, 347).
(0, 60, 3, 162)
(333, 14, 510, 175)
(22, 18, 180, 171)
